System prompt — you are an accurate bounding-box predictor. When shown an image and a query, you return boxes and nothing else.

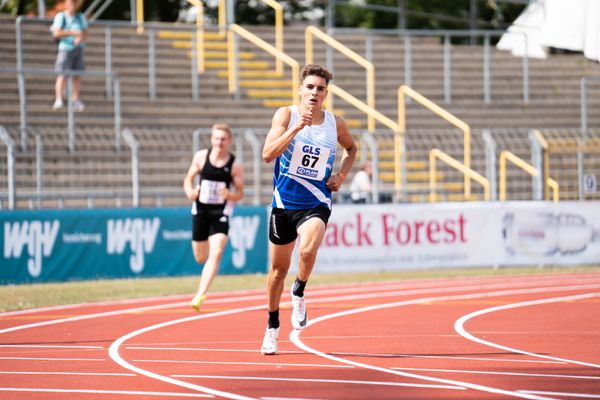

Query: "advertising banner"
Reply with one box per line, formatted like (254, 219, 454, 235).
(1, 206, 268, 284)
(293, 201, 600, 272)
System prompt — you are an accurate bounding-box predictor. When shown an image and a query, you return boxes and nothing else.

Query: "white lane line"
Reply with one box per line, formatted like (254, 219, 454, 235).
(134, 359, 353, 369)
(0, 279, 442, 318)
(454, 292, 600, 369)
(2, 274, 597, 336)
(519, 391, 600, 399)
(113, 282, 600, 400)
(109, 283, 598, 400)
(339, 353, 565, 364)
(0, 356, 105, 361)
(0, 344, 103, 349)
(290, 284, 600, 399)
(171, 374, 464, 390)
(109, 304, 266, 400)
(0, 387, 213, 397)
(390, 367, 600, 380)
(0, 294, 191, 317)
(0, 371, 135, 377)
(2, 273, 597, 319)
(260, 397, 326, 400)
(126, 346, 303, 355)
(0, 301, 189, 335)
(128, 349, 563, 364)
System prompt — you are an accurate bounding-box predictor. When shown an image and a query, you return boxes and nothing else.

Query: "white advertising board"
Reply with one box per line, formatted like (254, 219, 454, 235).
(292, 201, 600, 272)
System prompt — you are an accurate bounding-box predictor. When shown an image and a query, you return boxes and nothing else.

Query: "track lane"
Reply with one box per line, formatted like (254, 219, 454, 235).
(1, 273, 599, 399)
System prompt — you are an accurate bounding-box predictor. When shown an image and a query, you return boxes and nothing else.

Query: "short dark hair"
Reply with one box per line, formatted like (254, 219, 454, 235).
(301, 64, 333, 85)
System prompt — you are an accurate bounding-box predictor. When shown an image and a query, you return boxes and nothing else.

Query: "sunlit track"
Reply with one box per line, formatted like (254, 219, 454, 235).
(290, 282, 600, 400)
(111, 277, 600, 399)
(390, 367, 600, 381)
(455, 292, 600, 368)
(109, 304, 266, 400)
(1, 273, 599, 399)
(0, 387, 214, 397)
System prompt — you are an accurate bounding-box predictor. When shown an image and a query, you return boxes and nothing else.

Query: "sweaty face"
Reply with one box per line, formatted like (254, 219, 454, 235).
(299, 75, 328, 109)
(211, 129, 231, 151)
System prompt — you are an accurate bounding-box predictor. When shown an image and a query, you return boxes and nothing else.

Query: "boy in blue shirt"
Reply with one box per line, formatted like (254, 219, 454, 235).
(51, 0, 88, 112)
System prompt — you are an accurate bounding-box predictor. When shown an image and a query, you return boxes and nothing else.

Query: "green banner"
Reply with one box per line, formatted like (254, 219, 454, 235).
(0, 206, 268, 284)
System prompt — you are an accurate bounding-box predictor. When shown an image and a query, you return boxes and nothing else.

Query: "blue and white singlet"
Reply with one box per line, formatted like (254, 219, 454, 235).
(271, 105, 338, 210)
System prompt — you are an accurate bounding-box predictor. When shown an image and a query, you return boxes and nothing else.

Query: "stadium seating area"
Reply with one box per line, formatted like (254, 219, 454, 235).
(1, 13, 599, 209)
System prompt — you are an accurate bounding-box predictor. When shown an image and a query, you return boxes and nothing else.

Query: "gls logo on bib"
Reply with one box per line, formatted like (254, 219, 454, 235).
(106, 218, 160, 273)
(3, 220, 60, 278)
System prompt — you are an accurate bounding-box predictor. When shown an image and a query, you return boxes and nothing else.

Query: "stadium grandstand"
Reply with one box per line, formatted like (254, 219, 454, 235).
(1, 0, 599, 210)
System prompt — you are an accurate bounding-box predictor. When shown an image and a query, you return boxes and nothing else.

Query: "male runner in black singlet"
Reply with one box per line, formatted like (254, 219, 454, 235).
(183, 123, 244, 311)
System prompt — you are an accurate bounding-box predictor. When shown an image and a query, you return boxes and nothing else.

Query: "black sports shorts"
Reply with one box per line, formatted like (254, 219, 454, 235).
(192, 208, 229, 241)
(268, 205, 331, 245)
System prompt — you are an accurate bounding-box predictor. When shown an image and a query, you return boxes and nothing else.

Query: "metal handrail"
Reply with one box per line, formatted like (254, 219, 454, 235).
(360, 130, 379, 203)
(255, 0, 285, 75)
(398, 85, 471, 198)
(0, 127, 16, 210)
(0, 67, 121, 153)
(16, 16, 201, 102)
(305, 26, 376, 131)
(499, 150, 559, 202)
(0, 188, 188, 210)
(121, 128, 140, 207)
(325, 85, 404, 200)
(481, 130, 498, 201)
(227, 24, 299, 104)
(136, 0, 143, 33)
(243, 129, 262, 205)
(186, 0, 205, 73)
(529, 129, 550, 200)
(328, 27, 530, 104)
(429, 148, 489, 202)
(579, 77, 600, 200)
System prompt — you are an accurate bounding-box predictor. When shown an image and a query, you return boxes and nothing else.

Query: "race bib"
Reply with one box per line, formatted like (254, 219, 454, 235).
(288, 141, 330, 181)
(198, 179, 226, 204)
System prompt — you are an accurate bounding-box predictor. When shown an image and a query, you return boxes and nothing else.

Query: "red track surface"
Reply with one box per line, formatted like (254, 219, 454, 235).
(1, 272, 599, 399)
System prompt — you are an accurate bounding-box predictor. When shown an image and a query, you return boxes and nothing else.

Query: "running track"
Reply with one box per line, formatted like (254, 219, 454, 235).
(1, 272, 599, 399)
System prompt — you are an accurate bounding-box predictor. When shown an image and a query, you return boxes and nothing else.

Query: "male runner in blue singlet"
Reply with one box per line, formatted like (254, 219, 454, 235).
(183, 123, 244, 311)
(260, 65, 357, 354)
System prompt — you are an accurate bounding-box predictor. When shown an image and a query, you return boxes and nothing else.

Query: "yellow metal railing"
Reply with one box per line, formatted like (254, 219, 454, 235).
(261, 0, 284, 74)
(328, 84, 399, 131)
(499, 150, 559, 202)
(429, 149, 489, 202)
(228, 24, 299, 104)
(398, 85, 471, 199)
(136, 0, 144, 33)
(305, 26, 376, 131)
(185, 0, 205, 73)
(531, 130, 551, 200)
(218, 0, 226, 36)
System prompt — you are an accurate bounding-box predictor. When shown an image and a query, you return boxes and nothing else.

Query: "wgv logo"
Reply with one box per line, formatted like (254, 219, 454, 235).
(229, 216, 260, 269)
(3, 220, 60, 278)
(106, 218, 160, 273)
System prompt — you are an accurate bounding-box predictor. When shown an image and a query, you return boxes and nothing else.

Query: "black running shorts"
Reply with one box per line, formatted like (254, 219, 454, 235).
(268, 205, 331, 245)
(192, 208, 229, 242)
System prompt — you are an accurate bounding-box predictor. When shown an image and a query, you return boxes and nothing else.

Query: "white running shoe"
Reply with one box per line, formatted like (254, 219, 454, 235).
(290, 288, 307, 330)
(261, 327, 279, 355)
(52, 98, 63, 110)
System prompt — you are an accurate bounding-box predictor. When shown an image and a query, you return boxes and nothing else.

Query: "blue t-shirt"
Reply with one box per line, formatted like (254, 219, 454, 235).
(51, 11, 88, 52)
(271, 105, 338, 210)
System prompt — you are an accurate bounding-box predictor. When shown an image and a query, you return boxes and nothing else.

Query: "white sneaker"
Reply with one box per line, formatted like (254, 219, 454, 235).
(260, 327, 279, 355)
(73, 100, 85, 112)
(290, 288, 307, 330)
(52, 98, 63, 110)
